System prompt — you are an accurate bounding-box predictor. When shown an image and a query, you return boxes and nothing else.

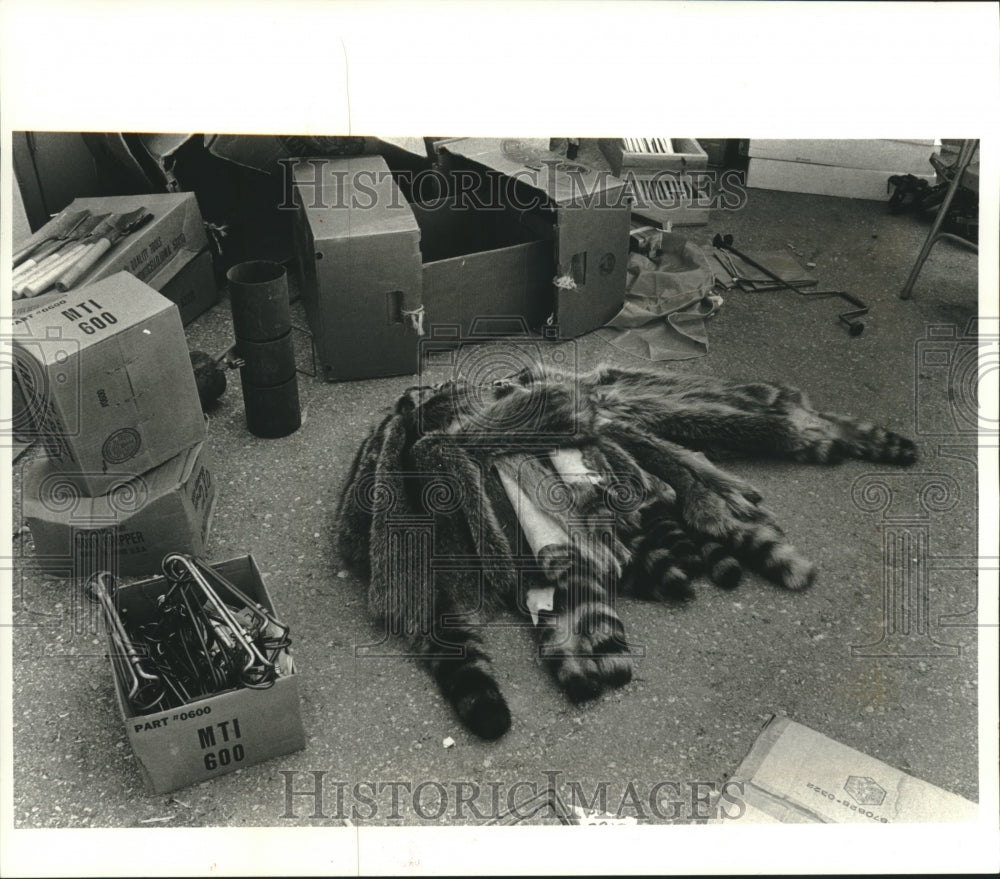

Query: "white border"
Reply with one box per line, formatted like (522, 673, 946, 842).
(2, 1, 998, 875)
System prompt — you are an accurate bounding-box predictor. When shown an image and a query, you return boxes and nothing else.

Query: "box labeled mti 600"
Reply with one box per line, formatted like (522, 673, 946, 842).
(13, 272, 207, 495)
(108, 555, 305, 794)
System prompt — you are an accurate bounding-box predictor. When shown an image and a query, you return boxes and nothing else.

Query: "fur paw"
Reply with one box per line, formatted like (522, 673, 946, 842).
(447, 667, 512, 740)
(543, 605, 633, 700)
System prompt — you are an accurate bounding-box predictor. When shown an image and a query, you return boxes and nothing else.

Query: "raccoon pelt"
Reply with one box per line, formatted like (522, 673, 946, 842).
(336, 363, 916, 740)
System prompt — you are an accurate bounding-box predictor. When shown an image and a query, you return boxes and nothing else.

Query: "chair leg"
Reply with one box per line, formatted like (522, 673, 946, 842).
(900, 139, 979, 300)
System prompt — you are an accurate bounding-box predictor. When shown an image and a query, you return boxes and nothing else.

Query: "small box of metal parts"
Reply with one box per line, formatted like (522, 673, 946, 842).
(94, 554, 305, 794)
(598, 138, 712, 227)
(12, 271, 208, 495)
(599, 137, 709, 176)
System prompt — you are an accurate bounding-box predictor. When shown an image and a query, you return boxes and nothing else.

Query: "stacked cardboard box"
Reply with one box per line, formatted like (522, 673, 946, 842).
(747, 139, 941, 200)
(14, 272, 215, 577)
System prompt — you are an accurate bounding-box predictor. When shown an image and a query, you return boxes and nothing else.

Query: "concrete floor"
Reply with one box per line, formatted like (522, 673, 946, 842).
(8, 181, 983, 840)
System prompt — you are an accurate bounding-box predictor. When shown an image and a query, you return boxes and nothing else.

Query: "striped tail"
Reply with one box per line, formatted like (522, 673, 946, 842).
(534, 543, 632, 702)
(624, 500, 703, 601)
(729, 522, 815, 591)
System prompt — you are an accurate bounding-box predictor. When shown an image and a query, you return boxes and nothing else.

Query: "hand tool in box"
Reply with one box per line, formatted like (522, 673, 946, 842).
(11, 212, 110, 299)
(88, 572, 167, 714)
(13, 213, 112, 298)
(55, 207, 154, 292)
(161, 553, 292, 688)
(11, 209, 91, 270)
(713, 233, 869, 336)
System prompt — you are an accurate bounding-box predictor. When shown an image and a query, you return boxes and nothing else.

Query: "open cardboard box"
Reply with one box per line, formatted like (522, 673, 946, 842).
(293, 154, 556, 381)
(107, 555, 305, 795)
(714, 716, 979, 824)
(437, 138, 631, 340)
(293, 141, 630, 381)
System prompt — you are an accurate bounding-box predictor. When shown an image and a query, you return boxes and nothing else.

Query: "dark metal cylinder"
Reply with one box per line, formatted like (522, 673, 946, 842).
(227, 260, 291, 342)
(240, 375, 302, 439)
(237, 332, 296, 388)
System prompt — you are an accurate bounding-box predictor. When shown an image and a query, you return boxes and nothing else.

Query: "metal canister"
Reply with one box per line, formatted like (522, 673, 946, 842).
(227, 260, 301, 438)
(240, 376, 302, 439)
(227, 260, 292, 342)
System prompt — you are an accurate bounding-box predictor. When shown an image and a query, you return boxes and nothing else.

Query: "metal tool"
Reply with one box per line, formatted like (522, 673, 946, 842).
(88, 572, 166, 713)
(713, 250, 755, 293)
(11, 210, 90, 269)
(56, 207, 153, 292)
(12, 210, 91, 271)
(713, 233, 868, 335)
(161, 553, 291, 688)
(13, 213, 113, 298)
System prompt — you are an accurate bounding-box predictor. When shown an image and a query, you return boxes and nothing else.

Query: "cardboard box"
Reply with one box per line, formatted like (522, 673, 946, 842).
(13, 191, 208, 295)
(293, 143, 630, 380)
(293, 155, 424, 381)
(23, 438, 215, 577)
(107, 555, 305, 794)
(292, 155, 556, 381)
(715, 716, 979, 824)
(747, 139, 940, 173)
(599, 138, 709, 176)
(747, 158, 937, 200)
(155, 248, 219, 326)
(12, 272, 207, 494)
(438, 138, 631, 340)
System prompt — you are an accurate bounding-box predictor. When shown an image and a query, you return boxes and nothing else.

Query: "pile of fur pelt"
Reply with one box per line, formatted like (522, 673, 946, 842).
(336, 364, 916, 739)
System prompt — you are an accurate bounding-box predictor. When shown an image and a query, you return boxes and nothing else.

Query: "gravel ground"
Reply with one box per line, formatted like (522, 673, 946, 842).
(5, 179, 990, 871)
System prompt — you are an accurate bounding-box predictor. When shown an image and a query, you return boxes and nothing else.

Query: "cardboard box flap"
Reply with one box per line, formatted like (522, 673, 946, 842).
(373, 136, 432, 159)
(208, 134, 433, 174)
(294, 154, 419, 237)
(439, 137, 628, 207)
(129, 134, 200, 189)
(553, 202, 630, 338)
(724, 716, 979, 824)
